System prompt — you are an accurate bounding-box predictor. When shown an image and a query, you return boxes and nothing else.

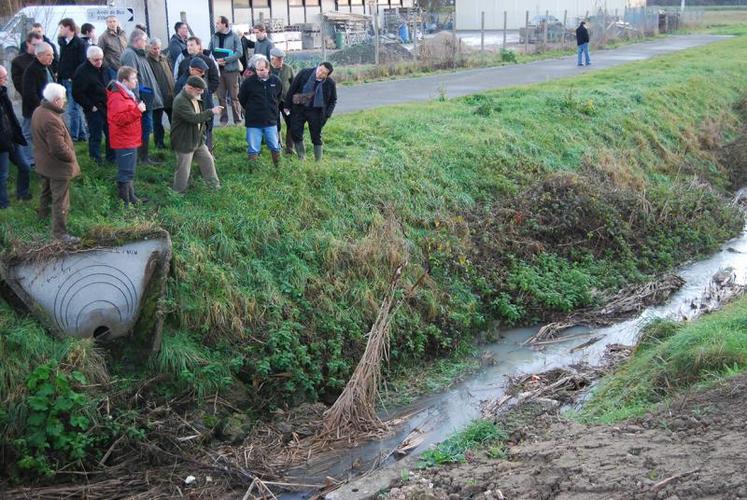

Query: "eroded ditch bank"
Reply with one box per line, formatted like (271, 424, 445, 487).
(311, 200, 747, 499)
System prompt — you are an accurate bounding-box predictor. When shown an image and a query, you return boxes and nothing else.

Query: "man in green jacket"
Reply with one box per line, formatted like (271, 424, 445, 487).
(170, 76, 223, 193)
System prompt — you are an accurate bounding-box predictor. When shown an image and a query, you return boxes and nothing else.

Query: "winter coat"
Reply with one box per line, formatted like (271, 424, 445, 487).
(72, 60, 108, 113)
(174, 74, 214, 110)
(209, 30, 243, 73)
(168, 34, 187, 66)
(0, 86, 26, 153)
(21, 59, 55, 118)
(242, 36, 273, 63)
(576, 25, 590, 45)
(175, 50, 220, 94)
(170, 90, 214, 153)
(271, 63, 295, 102)
(286, 68, 338, 120)
(239, 74, 282, 128)
(31, 100, 80, 180)
(106, 82, 143, 150)
(10, 52, 34, 94)
(58, 35, 87, 80)
(98, 27, 128, 70)
(20, 35, 58, 75)
(147, 52, 176, 110)
(120, 47, 164, 110)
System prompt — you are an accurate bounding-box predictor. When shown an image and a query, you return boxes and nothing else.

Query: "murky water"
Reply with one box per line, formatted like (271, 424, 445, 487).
(281, 217, 747, 497)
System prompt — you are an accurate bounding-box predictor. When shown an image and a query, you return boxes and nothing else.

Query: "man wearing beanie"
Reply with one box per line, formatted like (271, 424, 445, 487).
(170, 76, 223, 193)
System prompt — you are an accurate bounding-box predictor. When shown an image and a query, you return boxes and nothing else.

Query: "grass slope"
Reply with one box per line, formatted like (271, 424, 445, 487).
(1, 35, 746, 476)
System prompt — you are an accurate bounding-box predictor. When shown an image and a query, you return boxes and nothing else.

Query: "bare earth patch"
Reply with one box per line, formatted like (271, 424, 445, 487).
(387, 374, 747, 500)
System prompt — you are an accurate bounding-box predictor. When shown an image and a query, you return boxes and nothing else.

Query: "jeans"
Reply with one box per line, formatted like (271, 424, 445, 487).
(63, 79, 88, 140)
(115, 148, 137, 182)
(246, 126, 281, 155)
(85, 109, 114, 162)
(20, 116, 34, 167)
(0, 144, 31, 208)
(577, 43, 591, 65)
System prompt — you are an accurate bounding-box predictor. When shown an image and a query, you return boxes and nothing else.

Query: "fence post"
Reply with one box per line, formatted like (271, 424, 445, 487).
(481, 11, 485, 53)
(503, 11, 507, 48)
(562, 10, 567, 49)
(543, 9, 548, 48)
(368, 0, 379, 65)
(412, 11, 418, 53)
(525, 10, 529, 54)
(603, 5, 608, 46)
(453, 6, 458, 69)
(321, 18, 327, 62)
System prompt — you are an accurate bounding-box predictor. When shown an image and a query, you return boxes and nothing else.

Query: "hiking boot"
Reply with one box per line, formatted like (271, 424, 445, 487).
(128, 181, 148, 204)
(248, 154, 259, 162)
(294, 141, 306, 160)
(271, 151, 281, 167)
(313, 144, 323, 162)
(117, 181, 130, 207)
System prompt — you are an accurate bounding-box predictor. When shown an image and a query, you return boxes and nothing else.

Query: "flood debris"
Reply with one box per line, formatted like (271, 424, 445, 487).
(527, 273, 685, 346)
(683, 266, 744, 319)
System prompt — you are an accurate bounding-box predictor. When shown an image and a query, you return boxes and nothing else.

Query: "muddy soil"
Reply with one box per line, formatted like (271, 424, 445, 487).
(386, 374, 747, 500)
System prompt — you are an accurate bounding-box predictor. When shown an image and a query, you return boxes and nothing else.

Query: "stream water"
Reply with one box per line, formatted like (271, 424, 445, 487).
(280, 217, 747, 498)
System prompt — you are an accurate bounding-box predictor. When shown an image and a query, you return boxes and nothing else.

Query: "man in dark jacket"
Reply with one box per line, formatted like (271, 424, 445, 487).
(21, 42, 56, 167)
(168, 22, 189, 66)
(286, 62, 337, 162)
(238, 57, 282, 166)
(58, 18, 88, 141)
(20, 23, 58, 76)
(0, 66, 31, 209)
(175, 38, 220, 150)
(270, 47, 295, 154)
(576, 21, 591, 66)
(73, 45, 114, 164)
(11, 32, 42, 167)
(170, 76, 222, 193)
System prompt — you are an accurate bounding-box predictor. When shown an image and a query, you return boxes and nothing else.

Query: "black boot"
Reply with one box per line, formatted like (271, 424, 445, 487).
(128, 181, 148, 204)
(139, 142, 161, 165)
(294, 141, 306, 160)
(117, 181, 130, 207)
(313, 144, 323, 162)
(271, 151, 281, 167)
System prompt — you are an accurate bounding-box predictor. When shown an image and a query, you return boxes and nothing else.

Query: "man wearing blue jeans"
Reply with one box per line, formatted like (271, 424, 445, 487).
(58, 18, 88, 140)
(0, 66, 31, 208)
(238, 57, 283, 166)
(576, 21, 591, 66)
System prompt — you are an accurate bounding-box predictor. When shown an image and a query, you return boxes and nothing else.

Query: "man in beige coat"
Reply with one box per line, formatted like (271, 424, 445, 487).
(98, 15, 127, 71)
(32, 83, 81, 243)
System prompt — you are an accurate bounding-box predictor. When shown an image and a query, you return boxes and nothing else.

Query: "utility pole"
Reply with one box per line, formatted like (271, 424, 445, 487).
(681, 0, 686, 12)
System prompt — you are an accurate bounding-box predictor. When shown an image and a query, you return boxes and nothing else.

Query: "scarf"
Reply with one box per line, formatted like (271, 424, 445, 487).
(301, 70, 325, 109)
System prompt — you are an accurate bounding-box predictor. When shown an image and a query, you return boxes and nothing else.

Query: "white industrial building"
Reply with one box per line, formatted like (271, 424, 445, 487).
(456, 0, 648, 30)
(140, 0, 415, 46)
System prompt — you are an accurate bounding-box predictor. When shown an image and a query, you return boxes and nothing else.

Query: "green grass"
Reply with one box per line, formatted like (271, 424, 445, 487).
(418, 419, 507, 467)
(1, 33, 747, 478)
(580, 296, 747, 424)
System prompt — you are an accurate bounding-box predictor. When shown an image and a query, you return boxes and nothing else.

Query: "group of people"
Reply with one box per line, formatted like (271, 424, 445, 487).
(1, 15, 338, 244)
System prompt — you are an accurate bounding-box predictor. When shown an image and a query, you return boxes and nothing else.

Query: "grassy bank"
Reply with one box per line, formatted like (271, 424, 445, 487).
(1, 35, 746, 479)
(580, 294, 747, 424)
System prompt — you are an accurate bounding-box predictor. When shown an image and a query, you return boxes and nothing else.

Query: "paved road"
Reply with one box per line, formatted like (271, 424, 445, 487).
(335, 35, 730, 115)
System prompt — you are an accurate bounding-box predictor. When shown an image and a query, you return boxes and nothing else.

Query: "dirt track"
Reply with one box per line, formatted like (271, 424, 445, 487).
(386, 374, 747, 499)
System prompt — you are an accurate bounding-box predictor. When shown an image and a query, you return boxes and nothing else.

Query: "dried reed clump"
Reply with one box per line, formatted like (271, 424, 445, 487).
(320, 263, 406, 436)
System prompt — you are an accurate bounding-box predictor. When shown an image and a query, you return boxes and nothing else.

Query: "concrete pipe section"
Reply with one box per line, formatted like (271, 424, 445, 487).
(1, 233, 171, 346)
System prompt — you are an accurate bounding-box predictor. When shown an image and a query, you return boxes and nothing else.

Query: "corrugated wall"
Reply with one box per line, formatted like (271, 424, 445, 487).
(456, 0, 635, 30)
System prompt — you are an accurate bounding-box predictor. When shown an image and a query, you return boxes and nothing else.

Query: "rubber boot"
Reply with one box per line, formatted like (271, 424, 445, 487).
(284, 129, 294, 155)
(271, 151, 281, 167)
(117, 181, 130, 207)
(294, 141, 306, 160)
(248, 154, 259, 162)
(128, 181, 147, 204)
(313, 144, 323, 162)
(139, 142, 161, 165)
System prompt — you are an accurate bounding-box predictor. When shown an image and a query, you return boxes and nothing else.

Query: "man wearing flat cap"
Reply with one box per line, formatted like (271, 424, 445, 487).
(170, 76, 223, 193)
(174, 57, 215, 151)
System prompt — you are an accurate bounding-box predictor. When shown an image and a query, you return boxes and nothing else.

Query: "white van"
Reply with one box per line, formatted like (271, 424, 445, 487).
(0, 3, 140, 62)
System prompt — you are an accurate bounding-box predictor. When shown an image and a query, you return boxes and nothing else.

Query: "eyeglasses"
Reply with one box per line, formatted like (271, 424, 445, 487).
(91, 58, 103, 62)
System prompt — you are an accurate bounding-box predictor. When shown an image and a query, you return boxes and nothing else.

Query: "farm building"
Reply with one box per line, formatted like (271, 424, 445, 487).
(456, 0, 648, 30)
